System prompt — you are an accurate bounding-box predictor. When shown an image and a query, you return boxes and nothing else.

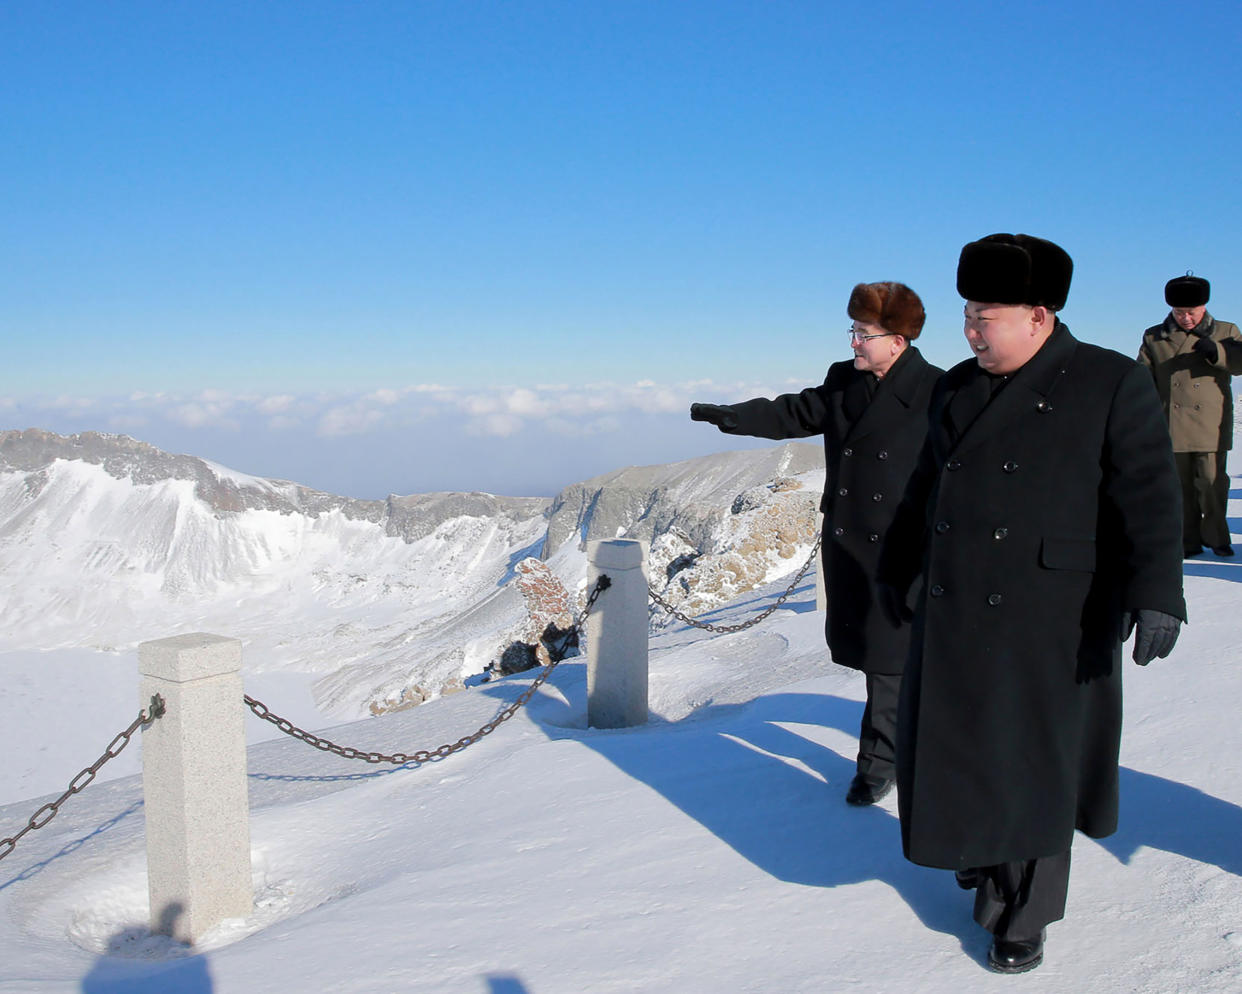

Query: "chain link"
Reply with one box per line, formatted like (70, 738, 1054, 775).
(0, 695, 166, 863)
(245, 574, 613, 764)
(648, 533, 821, 633)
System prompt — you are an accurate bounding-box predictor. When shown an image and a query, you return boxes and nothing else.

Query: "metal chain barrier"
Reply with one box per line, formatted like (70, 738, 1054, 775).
(648, 532, 821, 634)
(0, 694, 166, 863)
(245, 574, 613, 765)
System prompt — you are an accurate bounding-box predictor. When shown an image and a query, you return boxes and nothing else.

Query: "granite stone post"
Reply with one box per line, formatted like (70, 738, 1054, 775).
(139, 633, 253, 944)
(586, 539, 649, 729)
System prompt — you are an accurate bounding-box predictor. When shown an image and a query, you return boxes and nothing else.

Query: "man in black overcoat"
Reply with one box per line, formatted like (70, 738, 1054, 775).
(691, 281, 942, 805)
(877, 234, 1186, 973)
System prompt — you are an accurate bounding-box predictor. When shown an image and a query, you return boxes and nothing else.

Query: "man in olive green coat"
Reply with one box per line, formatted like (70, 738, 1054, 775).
(1138, 275, 1242, 557)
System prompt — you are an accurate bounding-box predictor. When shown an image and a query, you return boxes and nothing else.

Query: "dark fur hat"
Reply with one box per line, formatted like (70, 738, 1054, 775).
(1165, 275, 1210, 307)
(847, 281, 926, 340)
(956, 233, 1073, 311)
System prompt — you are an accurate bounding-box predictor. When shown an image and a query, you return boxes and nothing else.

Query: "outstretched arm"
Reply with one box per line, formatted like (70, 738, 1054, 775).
(688, 377, 834, 441)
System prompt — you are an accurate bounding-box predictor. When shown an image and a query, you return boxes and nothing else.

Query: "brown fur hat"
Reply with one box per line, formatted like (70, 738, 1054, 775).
(847, 281, 926, 340)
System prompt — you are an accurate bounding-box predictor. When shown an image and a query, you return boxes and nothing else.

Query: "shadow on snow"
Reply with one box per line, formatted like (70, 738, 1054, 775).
(81, 904, 214, 993)
(0, 798, 143, 894)
(537, 688, 975, 948)
(524, 683, 1242, 956)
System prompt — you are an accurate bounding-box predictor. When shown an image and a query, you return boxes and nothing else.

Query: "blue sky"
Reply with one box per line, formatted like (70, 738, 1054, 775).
(3, 1, 1240, 497)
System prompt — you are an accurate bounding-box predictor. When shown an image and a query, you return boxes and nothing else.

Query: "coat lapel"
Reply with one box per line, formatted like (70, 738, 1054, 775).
(1156, 315, 1199, 356)
(947, 324, 1078, 456)
(845, 347, 927, 444)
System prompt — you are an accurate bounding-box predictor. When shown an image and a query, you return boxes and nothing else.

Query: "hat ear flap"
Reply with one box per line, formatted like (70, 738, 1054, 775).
(956, 238, 1032, 304)
(847, 283, 883, 325)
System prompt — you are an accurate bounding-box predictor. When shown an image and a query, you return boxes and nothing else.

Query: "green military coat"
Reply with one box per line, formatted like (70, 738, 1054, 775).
(1137, 313, 1242, 452)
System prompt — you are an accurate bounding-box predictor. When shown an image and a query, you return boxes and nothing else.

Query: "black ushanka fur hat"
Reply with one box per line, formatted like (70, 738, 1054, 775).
(1165, 275, 1210, 307)
(956, 233, 1073, 311)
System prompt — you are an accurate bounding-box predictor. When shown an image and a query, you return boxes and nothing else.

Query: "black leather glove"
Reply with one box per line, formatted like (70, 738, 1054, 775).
(1123, 609, 1181, 665)
(876, 581, 913, 626)
(1192, 335, 1219, 362)
(689, 403, 739, 430)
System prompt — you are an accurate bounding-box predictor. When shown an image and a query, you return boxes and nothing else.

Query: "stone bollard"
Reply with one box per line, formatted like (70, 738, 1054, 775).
(139, 633, 253, 944)
(586, 539, 649, 729)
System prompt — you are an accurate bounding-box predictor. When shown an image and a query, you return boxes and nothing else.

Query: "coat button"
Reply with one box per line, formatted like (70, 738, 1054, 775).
(947, 459, 962, 471)
(1003, 461, 1018, 473)
(993, 527, 1009, 540)
(1036, 399, 1051, 412)
(834, 527, 844, 536)
(838, 487, 849, 496)
(930, 584, 945, 597)
(868, 533, 879, 543)
(987, 593, 1003, 606)
(877, 450, 889, 460)
(872, 492, 884, 502)
(843, 447, 853, 457)
(935, 521, 951, 534)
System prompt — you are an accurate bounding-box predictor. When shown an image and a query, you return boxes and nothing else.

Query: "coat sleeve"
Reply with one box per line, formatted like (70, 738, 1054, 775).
(1102, 363, 1188, 620)
(1218, 322, 1242, 376)
(722, 382, 832, 440)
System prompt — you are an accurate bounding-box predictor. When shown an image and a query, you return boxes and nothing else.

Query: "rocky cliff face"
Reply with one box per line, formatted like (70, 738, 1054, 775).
(540, 443, 824, 632)
(542, 442, 823, 559)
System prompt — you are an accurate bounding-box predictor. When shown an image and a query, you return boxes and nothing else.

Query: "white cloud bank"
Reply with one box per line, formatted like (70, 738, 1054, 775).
(1, 378, 807, 498)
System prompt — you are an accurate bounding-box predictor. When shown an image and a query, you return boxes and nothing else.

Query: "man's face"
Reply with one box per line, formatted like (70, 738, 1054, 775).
(1171, 305, 1206, 330)
(963, 302, 1045, 375)
(849, 322, 901, 376)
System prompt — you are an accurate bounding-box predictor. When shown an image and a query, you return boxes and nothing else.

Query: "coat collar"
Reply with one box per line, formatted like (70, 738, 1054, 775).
(1160, 312, 1215, 342)
(845, 346, 928, 443)
(945, 322, 1077, 454)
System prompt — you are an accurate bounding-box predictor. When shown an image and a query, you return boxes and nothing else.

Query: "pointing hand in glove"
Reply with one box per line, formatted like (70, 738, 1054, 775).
(689, 403, 739, 430)
(1191, 335, 1219, 362)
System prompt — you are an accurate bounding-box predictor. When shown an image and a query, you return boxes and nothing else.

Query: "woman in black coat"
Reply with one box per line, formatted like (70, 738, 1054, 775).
(692, 281, 942, 805)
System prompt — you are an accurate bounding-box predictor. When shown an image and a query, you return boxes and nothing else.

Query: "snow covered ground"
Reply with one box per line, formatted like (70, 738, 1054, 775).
(1, 487, 1240, 993)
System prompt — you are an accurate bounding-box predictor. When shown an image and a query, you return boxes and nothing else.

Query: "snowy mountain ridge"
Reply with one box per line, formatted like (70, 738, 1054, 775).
(0, 429, 824, 717)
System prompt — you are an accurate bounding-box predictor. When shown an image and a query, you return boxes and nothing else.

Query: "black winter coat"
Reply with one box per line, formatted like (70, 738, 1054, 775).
(878, 323, 1186, 870)
(724, 346, 942, 673)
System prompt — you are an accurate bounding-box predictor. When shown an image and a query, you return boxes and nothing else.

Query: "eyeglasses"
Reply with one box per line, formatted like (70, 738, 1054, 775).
(847, 329, 894, 343)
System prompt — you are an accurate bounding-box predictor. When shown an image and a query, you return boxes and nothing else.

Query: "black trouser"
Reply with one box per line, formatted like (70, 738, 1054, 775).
(856, 671, 901, 781)
(1176, 450, 1231, 551)
(972, 850, 1071, 940)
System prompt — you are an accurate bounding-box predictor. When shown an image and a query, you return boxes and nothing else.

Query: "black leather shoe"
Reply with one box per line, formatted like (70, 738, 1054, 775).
(845, 774, 893, 806)
(954, 868, 980, 890)
(988, 931, 1044, 974)
(1212, 545, 1235, 557)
